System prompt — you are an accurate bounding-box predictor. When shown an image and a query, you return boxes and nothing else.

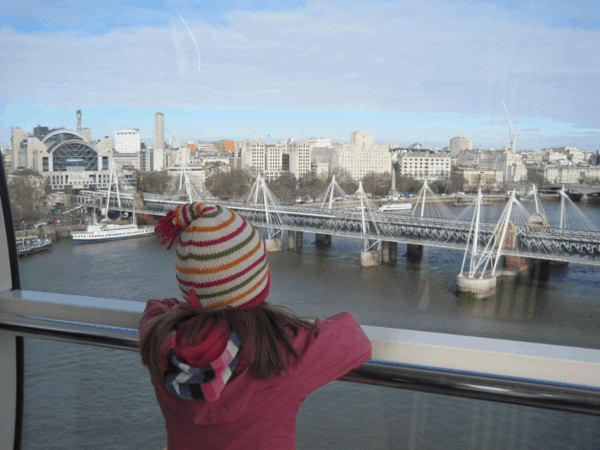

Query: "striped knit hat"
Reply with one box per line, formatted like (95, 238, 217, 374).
(155, 203, 270, 310)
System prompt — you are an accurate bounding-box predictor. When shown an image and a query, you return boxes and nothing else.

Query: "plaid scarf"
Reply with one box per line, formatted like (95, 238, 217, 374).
(164, 331, 241, 402)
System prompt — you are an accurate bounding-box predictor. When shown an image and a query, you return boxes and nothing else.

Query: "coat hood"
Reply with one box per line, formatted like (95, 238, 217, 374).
(154, 318, 261, 425)
(160, 319, 243, 403)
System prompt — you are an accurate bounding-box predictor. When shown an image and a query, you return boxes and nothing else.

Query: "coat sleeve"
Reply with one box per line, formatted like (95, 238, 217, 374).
(289, 312, 372, 394)
(138, 298, 181, 337)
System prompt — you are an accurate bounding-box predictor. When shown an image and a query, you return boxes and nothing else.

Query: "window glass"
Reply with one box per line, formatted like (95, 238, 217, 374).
(5, 0, 600, 447)
(297, 382, 600, 450)
(22, 338, 165, 450)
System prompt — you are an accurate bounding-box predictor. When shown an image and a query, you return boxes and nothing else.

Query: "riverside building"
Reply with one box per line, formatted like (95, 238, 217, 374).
(240, 139, 267, 178)
(10, 126, 114, 191)
(264, 142, 286, 181)
(309, 131, 390, 180)
(453, 167, 504, 186)
(335, 131, 390, 180)
(529, 163, 600, 184)
(449, 136, 472, 155)
(287, 139, 312, 180)
(239, 138, 313, 181)
(113, 129, 141, 170)
(399, 149, 451, 180)
(456, 149, 527, 183)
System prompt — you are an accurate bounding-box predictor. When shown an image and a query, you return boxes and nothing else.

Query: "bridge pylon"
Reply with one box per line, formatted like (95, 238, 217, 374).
(354, 182, 381, 266)
(410, 178, 455, 220)
(526, 184, 546, 216)
(555, 187, 599, 232)
(456, 188, 497, 299)
(246, 174, 285, 248)
(320, 175, 349, 209)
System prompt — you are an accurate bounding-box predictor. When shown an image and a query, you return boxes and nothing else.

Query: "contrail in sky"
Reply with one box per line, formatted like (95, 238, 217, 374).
(167, 0, 202, 73)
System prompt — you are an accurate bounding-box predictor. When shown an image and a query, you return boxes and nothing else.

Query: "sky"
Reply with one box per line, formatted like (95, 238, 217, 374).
(1, 0, 600, 149)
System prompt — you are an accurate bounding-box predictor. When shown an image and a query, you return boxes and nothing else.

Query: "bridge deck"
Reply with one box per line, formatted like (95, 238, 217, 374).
(74, 195, 600, 267)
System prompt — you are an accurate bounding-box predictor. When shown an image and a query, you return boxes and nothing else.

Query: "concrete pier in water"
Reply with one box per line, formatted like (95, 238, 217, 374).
(296, 231, 303, 249)
(407, 244, 423, 261)
(360, 240, 381, 267)
(381, 242, 390, 263)
(287, 230, 295, 250)
(361, 250, 380, 267)
(381, 241, 398, 264)
(265, 237, 283, 252)
(389, 242, 398, 263)
(456, 273, 497, 299)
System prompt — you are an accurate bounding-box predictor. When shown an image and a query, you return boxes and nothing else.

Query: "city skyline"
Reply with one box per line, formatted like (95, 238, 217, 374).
(2, 0, 600, 149)
(5, 106, 598, 152)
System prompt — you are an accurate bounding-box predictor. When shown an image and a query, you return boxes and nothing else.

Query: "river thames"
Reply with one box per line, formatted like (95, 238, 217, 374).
(17, 200, 600, 449)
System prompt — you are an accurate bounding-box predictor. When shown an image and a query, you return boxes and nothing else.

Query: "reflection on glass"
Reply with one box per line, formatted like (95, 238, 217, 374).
(5, 0, 600, 447)
(22, 338, 165, 450)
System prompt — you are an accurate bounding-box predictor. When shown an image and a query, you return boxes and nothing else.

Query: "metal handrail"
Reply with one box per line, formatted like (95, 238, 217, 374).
(2, 310, 600, 417)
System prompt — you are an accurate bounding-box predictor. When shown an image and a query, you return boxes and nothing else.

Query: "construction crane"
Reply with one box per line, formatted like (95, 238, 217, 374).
(502, 100, 519, 153)
(165, 128, 180, 149)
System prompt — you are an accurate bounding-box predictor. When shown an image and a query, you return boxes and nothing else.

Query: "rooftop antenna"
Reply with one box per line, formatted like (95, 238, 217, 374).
(76, 109, 82, 133)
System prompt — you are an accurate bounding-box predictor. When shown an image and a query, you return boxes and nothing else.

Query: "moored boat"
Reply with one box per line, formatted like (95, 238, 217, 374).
(17, 236, 52, 256)
(378, 203, 413, 212)
(71, 222, 155, 243)
(71, 162, 155, 243)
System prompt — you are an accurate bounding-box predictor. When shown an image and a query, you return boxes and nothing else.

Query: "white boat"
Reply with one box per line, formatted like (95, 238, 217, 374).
(71, 222, 155, 243)
(17, 236, 52, 256)
(378, 203, 413, 212)
(71, 161, 155, 243)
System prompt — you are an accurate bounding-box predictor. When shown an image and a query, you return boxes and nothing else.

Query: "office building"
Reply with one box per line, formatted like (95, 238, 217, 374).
(288, 140, 312, 180)
(453, 167, 503, 186)
(335, 131, 390, 180)
(115, 129, 141, 153)
(449, 136, 472, 155)
(240, 140, 266, 178)
(154, 113, 165, 150)
(140, 147, 164, 172)
(399, 149, 451, 180)
(10, 126, 113, 190)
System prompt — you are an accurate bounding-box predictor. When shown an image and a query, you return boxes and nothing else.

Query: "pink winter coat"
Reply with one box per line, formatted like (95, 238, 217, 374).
(139, 298, 372, 450)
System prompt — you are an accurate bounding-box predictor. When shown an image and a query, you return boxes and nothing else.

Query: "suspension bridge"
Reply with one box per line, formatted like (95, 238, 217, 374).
(72, 170, 600, 280)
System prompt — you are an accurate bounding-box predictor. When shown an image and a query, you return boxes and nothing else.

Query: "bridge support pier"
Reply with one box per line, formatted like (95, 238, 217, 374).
(501, 256, 535, 275)
(265, 237, 283, 252)
(549, 260, 569, 270)
(296, 231, 304, 250)
(407, 244, 423, 261)
(381, 241, 390, 263)
(389, 242, 397, 263)
(287, 231, 296, 249)
(456, 273, 497, 299)
(531, 259, 551, 283)
(361, 250, 380, 267)
(315, 233, 332, 246)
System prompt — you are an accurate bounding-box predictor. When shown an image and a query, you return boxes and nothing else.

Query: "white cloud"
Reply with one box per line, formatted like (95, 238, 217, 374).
(1, 0, 600, 131)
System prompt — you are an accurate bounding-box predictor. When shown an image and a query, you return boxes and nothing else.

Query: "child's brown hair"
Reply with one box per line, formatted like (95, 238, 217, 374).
(140, 302, 319, 381)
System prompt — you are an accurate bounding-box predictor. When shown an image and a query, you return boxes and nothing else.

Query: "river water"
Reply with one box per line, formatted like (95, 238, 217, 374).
(18, 200, 600, 449)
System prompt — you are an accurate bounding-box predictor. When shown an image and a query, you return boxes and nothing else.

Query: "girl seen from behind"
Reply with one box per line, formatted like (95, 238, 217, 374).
(139, 203, 372, 449)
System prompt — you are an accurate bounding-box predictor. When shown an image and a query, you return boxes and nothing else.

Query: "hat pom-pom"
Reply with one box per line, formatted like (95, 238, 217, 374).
(155, 209, 184, 250)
